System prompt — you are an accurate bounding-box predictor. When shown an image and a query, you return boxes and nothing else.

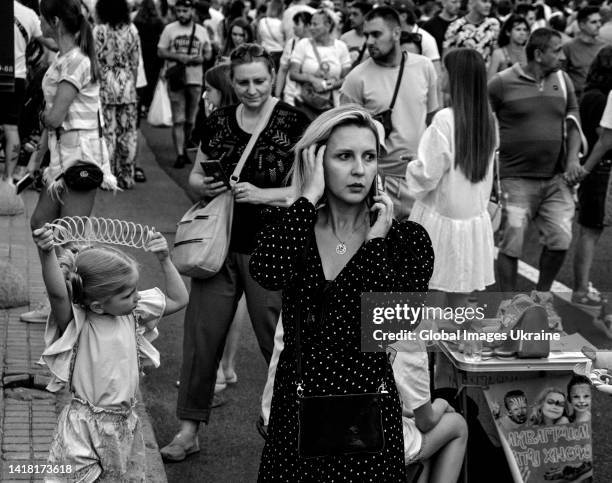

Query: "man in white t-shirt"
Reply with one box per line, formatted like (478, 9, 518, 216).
(2, 1, 53, 183)
(341, 6, 438, 219)
(340, 2, 372, 68)
(282, 0, 316, 40)
(158, 0, 211, 168)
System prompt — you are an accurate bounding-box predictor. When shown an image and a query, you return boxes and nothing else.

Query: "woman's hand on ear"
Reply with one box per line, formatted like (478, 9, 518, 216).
(301, 144, 326, 206)
(366, 192, 394, 241)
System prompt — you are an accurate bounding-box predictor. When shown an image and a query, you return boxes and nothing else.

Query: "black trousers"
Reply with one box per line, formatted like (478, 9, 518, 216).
(177, 252, 282, 422)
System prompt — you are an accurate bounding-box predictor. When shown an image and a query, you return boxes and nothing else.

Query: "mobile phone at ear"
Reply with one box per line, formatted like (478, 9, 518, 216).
(200, 160, 230, 188)
(369, 174, 382, 226)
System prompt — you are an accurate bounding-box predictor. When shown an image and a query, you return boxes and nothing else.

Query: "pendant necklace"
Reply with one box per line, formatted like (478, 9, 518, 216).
(335, 239, 347, 255)
(331, 218, 366, 255)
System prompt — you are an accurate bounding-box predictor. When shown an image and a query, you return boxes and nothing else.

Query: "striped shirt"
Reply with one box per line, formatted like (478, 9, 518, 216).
(488, 64, 579, 179)
(42, 48, 100, 131)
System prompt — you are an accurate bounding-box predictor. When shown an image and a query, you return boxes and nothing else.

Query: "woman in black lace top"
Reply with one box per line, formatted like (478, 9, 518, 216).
(160, 44, 309, 462)
(250, 105, 434, 481)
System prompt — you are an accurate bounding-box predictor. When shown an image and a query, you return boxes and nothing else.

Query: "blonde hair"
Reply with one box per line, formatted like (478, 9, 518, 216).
(59, 245, 139, 305)
(288, 104, 382, 200)
(528, 387, 567, 426)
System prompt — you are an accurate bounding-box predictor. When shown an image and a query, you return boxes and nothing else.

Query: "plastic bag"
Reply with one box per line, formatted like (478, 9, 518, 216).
(147, 79, 172, 127)
(0, 179, 25, 215)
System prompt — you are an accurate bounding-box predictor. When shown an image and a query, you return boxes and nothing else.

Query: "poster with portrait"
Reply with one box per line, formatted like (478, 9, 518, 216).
(0, 0, 15, 93)
(483, 376, 593, 483)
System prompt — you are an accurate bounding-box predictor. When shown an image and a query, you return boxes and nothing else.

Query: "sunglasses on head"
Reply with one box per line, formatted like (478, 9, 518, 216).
(230, 43, 270, 61)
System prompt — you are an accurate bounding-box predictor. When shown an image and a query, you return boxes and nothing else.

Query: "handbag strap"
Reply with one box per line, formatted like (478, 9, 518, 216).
(230, 97, 279, 187)
(351, 41, 367, 68)
(14, 17, 30, 44)
(389, 51, 406, 110)
(187, 22, 197, 55)
(309, 38, 327, 78)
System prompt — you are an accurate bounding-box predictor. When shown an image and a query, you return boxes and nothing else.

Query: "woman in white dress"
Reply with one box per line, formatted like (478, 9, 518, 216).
(406, 48, 497, 308)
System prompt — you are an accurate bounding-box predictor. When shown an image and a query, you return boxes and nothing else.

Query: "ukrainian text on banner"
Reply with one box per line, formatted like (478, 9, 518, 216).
(483, 377, 593, 483)
(0, 0, 15, 93)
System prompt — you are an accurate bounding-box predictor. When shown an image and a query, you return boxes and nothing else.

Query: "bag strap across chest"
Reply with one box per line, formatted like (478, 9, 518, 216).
(388, 51, 406, 111)
(230, 98, 279, 187)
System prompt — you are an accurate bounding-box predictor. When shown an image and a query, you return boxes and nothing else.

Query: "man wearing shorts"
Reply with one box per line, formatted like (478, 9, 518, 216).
(2, 1, 45, 183)
(566, 83, 612, 312)
(489, 29, 585, 318)
(158, 0, 211, 168)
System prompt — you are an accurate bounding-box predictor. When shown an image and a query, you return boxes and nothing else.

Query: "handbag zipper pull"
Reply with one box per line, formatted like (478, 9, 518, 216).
(296, 381, 304, 397)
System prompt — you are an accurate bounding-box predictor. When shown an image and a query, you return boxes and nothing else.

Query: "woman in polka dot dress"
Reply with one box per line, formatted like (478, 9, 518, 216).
(250, 105, 434, 481)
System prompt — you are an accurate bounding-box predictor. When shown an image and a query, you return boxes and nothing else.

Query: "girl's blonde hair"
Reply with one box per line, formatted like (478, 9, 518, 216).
(59, 245, 139, 305)
(528, 387, 567, 426)
(288, 104, 383, 199)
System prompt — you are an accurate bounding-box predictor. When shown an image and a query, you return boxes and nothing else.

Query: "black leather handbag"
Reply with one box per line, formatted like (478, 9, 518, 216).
(295, 280, 387, 458)
(373, 52, 405, 139)
(54, 113, 105, 192)
(62, 163, 104, 191)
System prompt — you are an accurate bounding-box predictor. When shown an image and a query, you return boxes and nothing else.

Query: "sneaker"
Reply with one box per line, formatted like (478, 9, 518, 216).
(531, 291, 563, 331)
(20, 300, 50, 324)
(572, 283, 604, 313)
(160, 433, 200, 462)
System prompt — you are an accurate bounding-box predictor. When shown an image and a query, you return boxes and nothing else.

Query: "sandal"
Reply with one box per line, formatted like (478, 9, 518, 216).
(118, 178, 135, 190)
(134, 167, 146, 183)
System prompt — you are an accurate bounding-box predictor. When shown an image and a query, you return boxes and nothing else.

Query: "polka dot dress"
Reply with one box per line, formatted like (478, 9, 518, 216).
(250, 198, 434, 482)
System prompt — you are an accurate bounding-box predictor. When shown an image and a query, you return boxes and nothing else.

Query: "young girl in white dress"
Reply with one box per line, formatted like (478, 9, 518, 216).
(34, 224, 188, 482)
(406, 48, 498, 308)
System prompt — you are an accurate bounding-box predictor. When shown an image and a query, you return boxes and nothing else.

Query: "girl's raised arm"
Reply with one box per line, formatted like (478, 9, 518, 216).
(145, 232, 188, 316)
(33, 226, 73, 332)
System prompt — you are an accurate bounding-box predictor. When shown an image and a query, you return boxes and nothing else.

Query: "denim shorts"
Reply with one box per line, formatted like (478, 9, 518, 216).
(167, 84, 201, 125)
(499, 174, 575, 258)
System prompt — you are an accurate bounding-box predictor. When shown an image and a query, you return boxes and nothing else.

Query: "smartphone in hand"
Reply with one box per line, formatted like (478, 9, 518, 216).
(16, 173, 35, 194)
(200, 160, 230, 188)
(369, 174, 383, 226)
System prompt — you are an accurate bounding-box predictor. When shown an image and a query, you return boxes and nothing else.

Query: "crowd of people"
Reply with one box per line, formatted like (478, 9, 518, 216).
(1, 0, 612, 481)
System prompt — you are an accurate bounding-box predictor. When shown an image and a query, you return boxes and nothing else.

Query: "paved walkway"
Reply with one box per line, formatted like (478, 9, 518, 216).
(0, 136, 169, 482)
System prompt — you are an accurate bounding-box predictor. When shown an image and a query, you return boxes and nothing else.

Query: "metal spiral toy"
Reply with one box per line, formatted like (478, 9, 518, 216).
(48, 216, 155, 249)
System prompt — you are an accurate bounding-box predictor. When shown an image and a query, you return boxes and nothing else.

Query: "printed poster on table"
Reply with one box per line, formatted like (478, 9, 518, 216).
(0, 0, 15, 93)
(484, 376, 592, 483)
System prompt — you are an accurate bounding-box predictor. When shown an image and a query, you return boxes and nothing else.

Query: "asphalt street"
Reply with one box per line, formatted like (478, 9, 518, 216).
(138, 121, 612, 482)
